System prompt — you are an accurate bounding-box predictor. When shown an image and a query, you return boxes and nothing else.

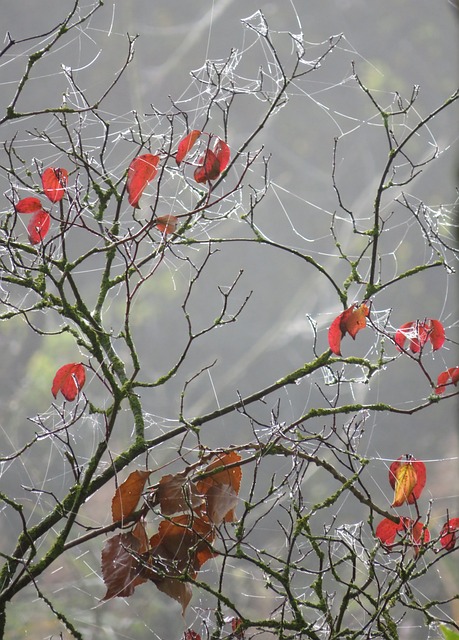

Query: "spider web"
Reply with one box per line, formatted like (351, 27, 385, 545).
(0, 1, 458, 639)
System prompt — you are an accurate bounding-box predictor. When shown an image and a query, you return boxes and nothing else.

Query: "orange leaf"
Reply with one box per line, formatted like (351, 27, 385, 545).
(101, 531, 147, 600)
(197, 451, 242, 496)
(27, 210, 51, 245)
(15, 197, 43, 214)
(176, 130, 201, 165)
(155, 214, 178, 235)
(127, 153, 159, 208)
(389, 455, 426, 506)
(112, 470, 151, 522)
(51, 363, 86, 401)
(41, 167, 68, 203)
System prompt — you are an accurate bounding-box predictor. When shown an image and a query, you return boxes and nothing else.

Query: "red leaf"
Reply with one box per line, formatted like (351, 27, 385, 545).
(176, 130, 201, 165)
(194, 149, 221, 183)
(193, 139, 231, 184)
(376, 516, 429, 552)
(440, 517, 459, 550)
(101, 531, 147, 600)
(51, 363, 86, 401)
(112, 470, 151, 523)
(435, 367, 459, 395)
(375, 518, 404, 546)
(388, 455, 426, 506)
(27, 210, 51, 245)
(155, 214, 178, 235)
(213, 138, 230, 172)
(127, 153, 160, 208)
(41, 167, 68, 203)
(184, 631, 202, 640)
(15, 197, 43, 214)
(231, 618, 245, 639)
(395, 319, 445, 353)
(328, 303, 369, 355)
(429, 319, 445, 350)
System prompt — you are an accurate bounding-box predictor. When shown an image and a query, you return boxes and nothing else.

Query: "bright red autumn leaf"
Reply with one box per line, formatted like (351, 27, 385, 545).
(440, 517, 459, 550)
(389, 455, 426, 507)
(435, 367, 459, 395)
(213, 138, 230, 172)
(15, 197, 43, 214)
(51, 363, 86, 401)
(184, 631, 202, 640)
(194, 138, 230, 184)
(41, 167, 68, 203)
(155, 214, 178, 235)
(328, 303, 369, 355)
(395, 319, 445, 353)
(27, 210, 51, 245)
(176, 130, 201, 165)
(376, 516, 430, 552)
(111, 470, 151, 523)
(127, 153, 160, 208)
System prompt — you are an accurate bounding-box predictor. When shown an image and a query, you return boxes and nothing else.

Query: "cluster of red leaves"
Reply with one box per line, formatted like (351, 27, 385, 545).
(376, 455, 458, 555)
(435, 367, 459, 395)
(126, 131, 230, 212)
(376, 516, 430, 552)
(395, 318, 445, 353)
(51, 363, 86, 401)
(328, 303, 369, 355)
(15, 167, 68, 244)
(101, 451, 242, 614)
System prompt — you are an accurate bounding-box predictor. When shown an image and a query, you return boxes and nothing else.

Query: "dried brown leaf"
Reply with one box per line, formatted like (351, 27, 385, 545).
(112, 470, 151, 523)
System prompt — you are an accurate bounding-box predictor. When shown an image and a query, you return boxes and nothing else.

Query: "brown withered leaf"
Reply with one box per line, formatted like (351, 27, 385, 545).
(101, 531, 147, 600)
(205, 481, 238, 525)
(157, 473, 203, 516)
(112, 470, 151, 523)
(156, 577, 193, 616)
(148, 514, 215, 573)
(196, 451, 242, 496)
(195, 451, 242, 523)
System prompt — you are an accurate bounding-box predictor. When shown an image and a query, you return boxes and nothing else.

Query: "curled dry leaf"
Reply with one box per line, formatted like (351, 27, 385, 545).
(435, 367, 459, 395)
(127, 153, 160, 208)
(395, 318, 445, 353)
(328, 303, 369, 355)
(41, 167, 68, 203)
(51, 363, 86, 401)
(111, 469, 151, 523)
(389, 455, 426, 507)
